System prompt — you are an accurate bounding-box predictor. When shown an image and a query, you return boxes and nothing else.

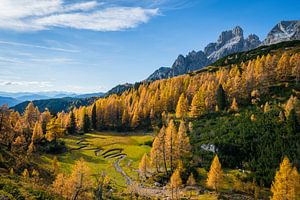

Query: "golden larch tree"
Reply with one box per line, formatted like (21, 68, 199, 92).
(230, 98, 239, 112)
(52, 173, 67, 197)
(170, 167, 182, 199)
(177, 120, 191, 159)
(271, 156, 300, 200)
(32, 121, 43, 143)
(176, 93, 189, 119)
(65, 158, 92, 200)
(207, 155, 223, 192)
(165, 119, 178, 173)
(150, 135, 163, 173)
(139, 153, 149, 178)
(187, 173, 197, 187)
(276, 53, 291, 81)
(190, 89, 206, 118)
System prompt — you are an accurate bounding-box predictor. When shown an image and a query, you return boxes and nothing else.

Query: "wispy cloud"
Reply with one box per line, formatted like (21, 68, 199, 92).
(0, 40, 79, 53)
(0, 0, 159, 31)
(0, 81, 53, 88)
(0, 56, 24, 64)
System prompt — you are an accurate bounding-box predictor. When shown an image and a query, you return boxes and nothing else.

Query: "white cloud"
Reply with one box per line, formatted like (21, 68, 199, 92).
(0, 0, 159, 31)
(0, 81, 53, 88)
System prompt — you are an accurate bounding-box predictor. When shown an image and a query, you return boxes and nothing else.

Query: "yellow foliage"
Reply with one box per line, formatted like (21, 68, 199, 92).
(207, 155, 223, 192)
(271, 156, 300, 200)
(22, 168, 29, 179)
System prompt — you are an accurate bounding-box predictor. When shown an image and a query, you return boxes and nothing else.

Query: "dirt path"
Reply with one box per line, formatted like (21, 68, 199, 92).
(113, 155, 132, 185)
(113, 154, 171, 198)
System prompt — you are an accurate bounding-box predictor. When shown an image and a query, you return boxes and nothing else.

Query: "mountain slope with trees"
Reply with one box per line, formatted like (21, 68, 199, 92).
(0, 40, 299, 199)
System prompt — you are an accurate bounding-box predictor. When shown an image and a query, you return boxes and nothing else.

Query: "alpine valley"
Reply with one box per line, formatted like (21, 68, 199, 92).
(0, 3, 299, 199)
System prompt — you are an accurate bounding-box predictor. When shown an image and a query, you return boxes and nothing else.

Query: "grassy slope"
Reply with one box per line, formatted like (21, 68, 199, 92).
(38, 131, 153, 188)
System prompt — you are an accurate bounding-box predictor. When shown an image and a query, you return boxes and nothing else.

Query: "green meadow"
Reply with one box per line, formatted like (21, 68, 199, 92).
(39, 131, 153, 188)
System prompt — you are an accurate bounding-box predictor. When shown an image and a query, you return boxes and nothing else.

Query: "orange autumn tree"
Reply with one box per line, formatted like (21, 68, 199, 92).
(139, 153, 149, 179)
(271, 156, 300, 200)
(176, 93, 189, 119)
(169, 167, 182, 199)
(207, 155, 223, 192)
(52, 158, 92, 200)
(189, 88, 206, 118)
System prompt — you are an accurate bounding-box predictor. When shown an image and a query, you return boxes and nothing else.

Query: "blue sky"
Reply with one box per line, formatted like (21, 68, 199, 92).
(0, 0, 299, 93)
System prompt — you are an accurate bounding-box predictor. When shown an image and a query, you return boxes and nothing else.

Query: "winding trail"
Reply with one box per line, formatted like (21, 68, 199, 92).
(113, 154, 170, 198)
(113, 155, 132, 185)
(72, 136, 170, 198)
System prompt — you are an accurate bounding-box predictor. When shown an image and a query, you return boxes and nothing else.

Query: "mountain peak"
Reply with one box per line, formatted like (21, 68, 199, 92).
(233, 26, 243, 36)
(263, 20, 300, 45)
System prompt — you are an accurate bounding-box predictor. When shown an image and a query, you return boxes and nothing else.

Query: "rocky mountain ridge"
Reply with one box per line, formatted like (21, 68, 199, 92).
(146, 20, 300, 81)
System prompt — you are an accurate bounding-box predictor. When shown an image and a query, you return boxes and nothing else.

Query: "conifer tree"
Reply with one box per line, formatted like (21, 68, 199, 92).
(41, 108, 51, 134)
(131, 109, 140, 129)
(216, 84, 226, 110)
(9, 168, 14, 176)
(264, 102, 271, 113)
(207, 155, 223, 192)
(46, 118, 64, 142)
(276, 53, 291, 81)
(150, 136, 162, 173)
(32, 121, 43, 143)
(24, 102, 39, 128)
(83, 113, 91, 133)
(52, 173, 67, 197)
(121, 109, 130, 129)
(176, 93, 189, 119)
(169, 168, 182, 199)
(291, 53, 300, 83)
(27, 141, 35, 155)
(67, 158, 92, 200)
(285, 95, 298, 118)
(230, 98, 239, 112)
(67, 111, 77, 134)
(165, 120, 178, 173)
(177, 121, 191, 159)
(271, 156, 300, 200)
(91, 104, 97, 130)
(187, 173, 197, 187)
(23, 168, 29, 179)
(32, 169, 39, 181)
(190, 89, 205, 118)
(139, 153, 149, 179)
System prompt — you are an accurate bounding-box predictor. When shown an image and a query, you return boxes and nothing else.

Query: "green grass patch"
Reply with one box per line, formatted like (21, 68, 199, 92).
(38, 131, 153, 189)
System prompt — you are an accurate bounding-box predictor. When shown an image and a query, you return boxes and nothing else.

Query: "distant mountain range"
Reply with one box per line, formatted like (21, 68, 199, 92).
(0, 91, 105, 107)
(12, 97, 98, 114)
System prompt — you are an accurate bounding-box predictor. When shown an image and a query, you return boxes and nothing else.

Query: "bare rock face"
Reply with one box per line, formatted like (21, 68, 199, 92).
(204, 26, 260, 62)
(263, 20, 300, 45)
(146, 20, 300, 82)
(146, 26, 261, 81)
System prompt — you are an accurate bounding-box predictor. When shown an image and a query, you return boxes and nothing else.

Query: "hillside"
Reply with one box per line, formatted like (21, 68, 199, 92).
(1, 39, 299, 199)
(0, 96, 20, 107)
(11, 97, 98, 114)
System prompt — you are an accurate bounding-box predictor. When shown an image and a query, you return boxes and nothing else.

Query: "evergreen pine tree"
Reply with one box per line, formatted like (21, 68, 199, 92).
(67, 111, 77, 134)
(91, 104, 97, 130)
(216, 84, 226, 110)
(83, 113, 91, 133)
